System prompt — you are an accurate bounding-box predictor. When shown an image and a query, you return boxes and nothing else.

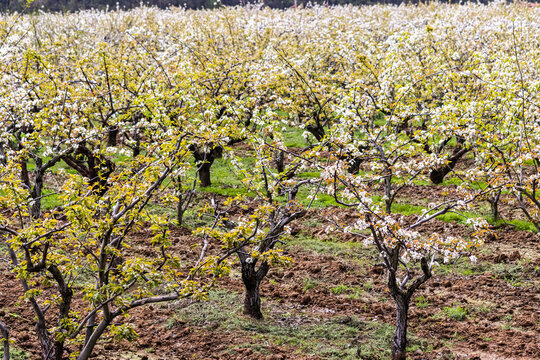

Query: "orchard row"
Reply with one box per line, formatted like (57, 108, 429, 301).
(0, 3, 539, 360)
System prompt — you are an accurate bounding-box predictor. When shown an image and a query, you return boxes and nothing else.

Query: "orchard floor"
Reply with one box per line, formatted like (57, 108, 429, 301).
(1, 211, 539, 360)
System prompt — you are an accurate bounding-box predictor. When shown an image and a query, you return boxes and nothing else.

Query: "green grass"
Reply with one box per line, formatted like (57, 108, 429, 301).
(177, 153, 540, 235)
(302, 278, 319, 292)
(198, 185, 255, 197)
(443, 306, 468, 321)
(390, 198, 539, 233)
(415, 295, 429, 309)
(297, 171, 321, 179)
(357, 320, 432, 359)
(434, 258, 484, 277)
(474, 304, 491, 314)
(287, 234, 376, 266)
(0, 188, 61, 211)
(330, 284, 350, 295)
(490, 219, 538, 232)
(330, 284, 365, 299)
(490, 263, 528, 287)
(294, 187, 339, 208)
(282, 125, 309, 148)
(171, 289, 430, 359)
(173, 290, 363, 358)
(0, 346, 31, 360)
(40, 189, 62, 209)
(16, 143, 540, 237)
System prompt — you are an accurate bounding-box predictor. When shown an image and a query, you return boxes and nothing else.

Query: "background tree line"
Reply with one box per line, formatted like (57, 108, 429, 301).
(0, 0, 503, 13)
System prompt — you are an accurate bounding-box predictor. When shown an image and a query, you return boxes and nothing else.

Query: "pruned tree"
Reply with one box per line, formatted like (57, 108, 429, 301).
(194, 131, 316, 318)
(0, 130, 222, 360)
(317, 61, 497, 358)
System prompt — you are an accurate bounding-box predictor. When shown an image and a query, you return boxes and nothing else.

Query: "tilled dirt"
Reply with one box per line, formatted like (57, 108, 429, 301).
(1, 212, 539, 360)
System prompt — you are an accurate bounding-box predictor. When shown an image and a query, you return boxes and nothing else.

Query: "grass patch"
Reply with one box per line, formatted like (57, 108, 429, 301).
(443, 305, 468, 321)
(302, 278, 319, 292)
(330, 284, 365, 299)
(490, 263, 528, 287)
(173, 289, 432, 359)
(490, 219, 537, 232)
(287, 234, 375, 265)
(355, 322, 395, 359)
(0, 347, 31, 360)
(282, 125, 308, 148)
(415, 295, 429, 309)
(174, 290, 363, 358)
(434, 258, 485, 277)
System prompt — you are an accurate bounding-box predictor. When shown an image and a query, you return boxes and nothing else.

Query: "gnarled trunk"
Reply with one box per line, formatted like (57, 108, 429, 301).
(77, 320, 110, 360)
(347, 157, 363, 175)
(385, 255, 431, 360)
(306, 123, 325, 141)
(240, 259, 269, 320)
(273, 150, 285, 174)
(488, 190, 502, 222)
(0, 319, 9, 360)
(177, 193, 185, 226)
(107, 126, 118, 147)
(30, 170, 44, 219)
(49, 264, 72, 360)
(36, 320, 55, 360)
(61, 146, 115, 196)
(430, 140, 469, 184)
(392, 294, 409, 360)
(243, 280, 263, 319)
(190, 145, 222, 188)
(83, 312, 96, 350)
(198, 161, 213, 188)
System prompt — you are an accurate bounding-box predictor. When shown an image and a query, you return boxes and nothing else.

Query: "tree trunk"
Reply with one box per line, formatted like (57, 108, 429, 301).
(429, 167, 449, 185)
(489, 190, 502, 222)
(53, 341, 64, 360)
(347, 157, 363, 174)
(177, 192, 185, 226)
(305, 120, 325, 141)
(30, 180, 43, 219)
(0, 319, 9, 360)
(392, 294, 409, 360)
(83, 312, 96, 350)
(198, 162, 212, 188)
(243, 281, 263, 319)
(77, 320, 109, 360)
(430, 144, 468, 184)
(384, 173, 392, 214)
(36, 320, 55, 360)
(190, 146, 221, 188)
(107, 127, 118, 147)
(132, 131, 140, 158)
(273, 150, 285, 173)
(48, 264, 72, 360)
(241, 261, 264, 320)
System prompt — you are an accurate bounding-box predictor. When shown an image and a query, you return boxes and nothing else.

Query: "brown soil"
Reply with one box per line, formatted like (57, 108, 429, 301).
(1, 207, 539, 360)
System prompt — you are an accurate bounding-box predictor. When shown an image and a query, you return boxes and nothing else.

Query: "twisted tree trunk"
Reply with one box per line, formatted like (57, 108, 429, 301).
(488, 189, 502, 222)
(198, 161, 213, 188)
(243, 277, 263, 319)
(0, 319, 9, 360)
(107, 126, 119, 147)
(240, 260, 268, 319)
(430, 139, 469, 184)
(392, 294, 409, 360)
(190, 145, 222, 188)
